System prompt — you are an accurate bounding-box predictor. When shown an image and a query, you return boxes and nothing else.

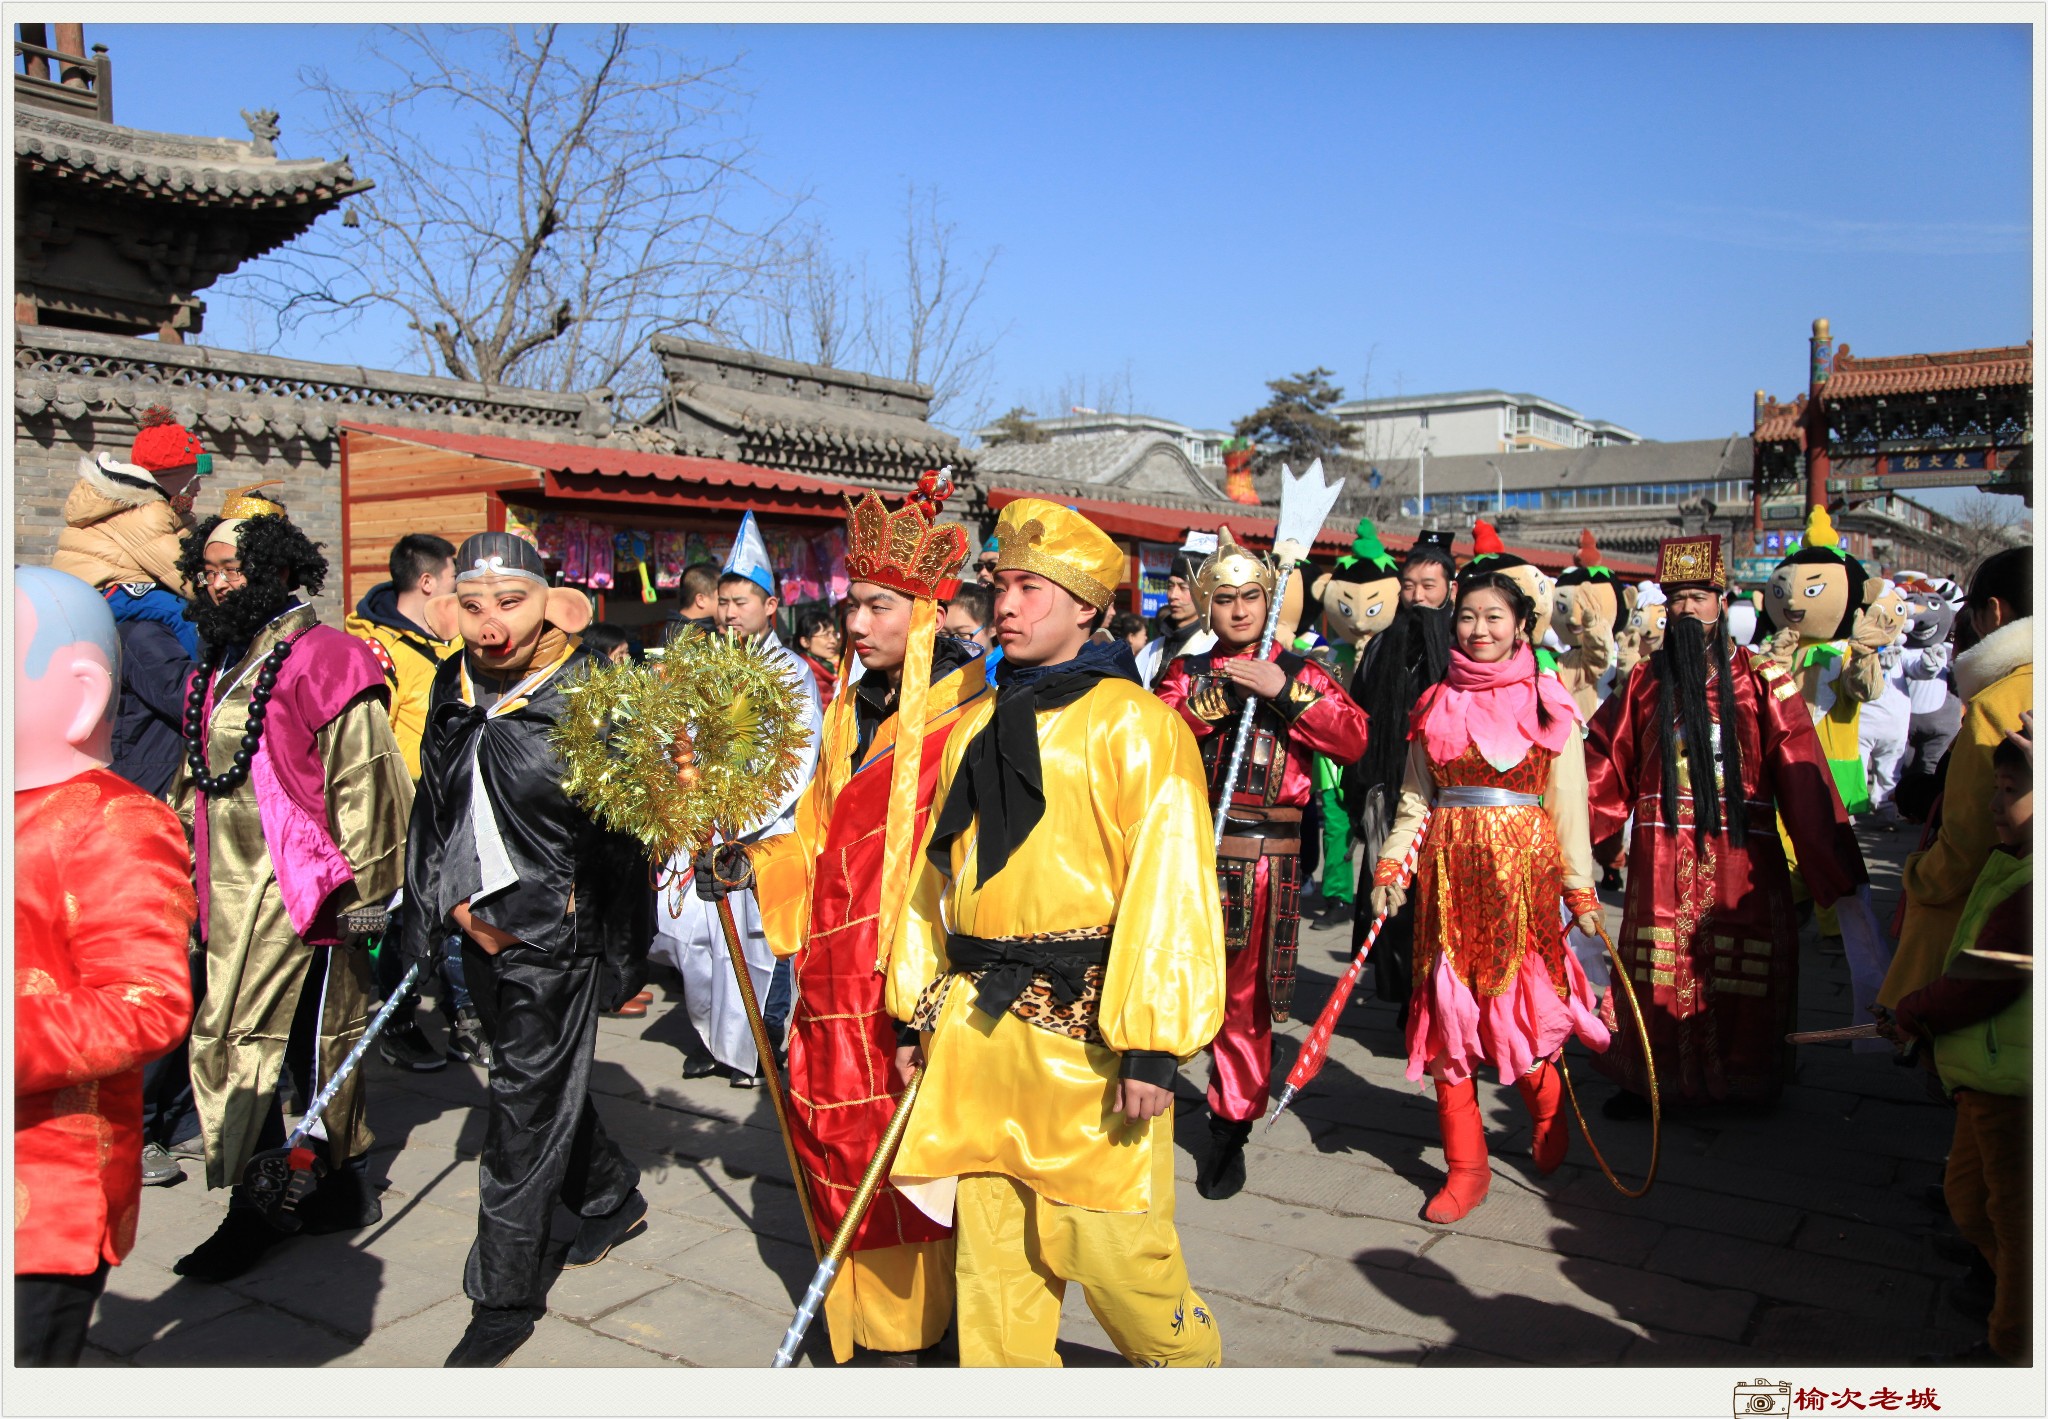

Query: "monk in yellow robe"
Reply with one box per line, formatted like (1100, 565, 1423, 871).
(883, 498, 1227, 1368)
(739, 475, 981, 1363)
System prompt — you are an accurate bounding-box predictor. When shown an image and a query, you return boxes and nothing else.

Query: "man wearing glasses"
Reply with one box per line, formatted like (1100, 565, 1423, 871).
(168, 487, 414, 1286)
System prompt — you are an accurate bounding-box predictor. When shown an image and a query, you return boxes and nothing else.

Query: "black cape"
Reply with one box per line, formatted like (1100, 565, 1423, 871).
(403, 645, 650, 1001)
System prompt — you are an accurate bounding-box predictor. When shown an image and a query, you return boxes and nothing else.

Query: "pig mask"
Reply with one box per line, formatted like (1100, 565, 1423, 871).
(425, 532, 591, 677)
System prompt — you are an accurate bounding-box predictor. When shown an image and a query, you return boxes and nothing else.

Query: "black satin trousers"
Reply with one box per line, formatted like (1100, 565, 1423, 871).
(460, 941, 638, 1311)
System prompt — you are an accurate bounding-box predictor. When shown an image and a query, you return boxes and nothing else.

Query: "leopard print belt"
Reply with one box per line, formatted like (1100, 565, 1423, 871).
(911, 928, 1114, 1046)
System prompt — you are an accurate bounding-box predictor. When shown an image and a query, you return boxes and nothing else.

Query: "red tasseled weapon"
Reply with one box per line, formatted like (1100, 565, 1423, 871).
(1268, 807, 1431, 1126)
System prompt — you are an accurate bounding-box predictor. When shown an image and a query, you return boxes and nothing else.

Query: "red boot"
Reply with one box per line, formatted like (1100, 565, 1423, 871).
(1425, 1077, 1490, 1223)
(1516, 1057, 1568, 1175)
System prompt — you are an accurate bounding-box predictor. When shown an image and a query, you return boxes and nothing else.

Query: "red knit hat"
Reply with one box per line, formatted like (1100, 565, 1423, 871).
(1471, 518, 1505, 557)
(1574, 529, 1602, 569)
(130, 407, 207, 473)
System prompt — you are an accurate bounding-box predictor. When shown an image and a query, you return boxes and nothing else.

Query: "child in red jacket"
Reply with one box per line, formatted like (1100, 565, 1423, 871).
(14, 568, 196, 1365)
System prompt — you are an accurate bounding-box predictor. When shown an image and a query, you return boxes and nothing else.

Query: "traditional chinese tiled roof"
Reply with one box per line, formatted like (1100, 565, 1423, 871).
(648, 335, 970, 487)
(15, 106, 371, 215)
(1822, 342, 2033, 401)
(977, 431, 1224, 500)
(1754, 394, 1806, 448)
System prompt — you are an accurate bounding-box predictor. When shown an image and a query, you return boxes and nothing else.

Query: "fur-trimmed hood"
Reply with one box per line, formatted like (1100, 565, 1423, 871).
(49, 456, 192, 597)
(1953, 616, 2032, 702)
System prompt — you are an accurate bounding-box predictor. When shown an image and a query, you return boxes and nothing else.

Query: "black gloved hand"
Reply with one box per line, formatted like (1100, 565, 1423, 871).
(692, 843, 754, 901)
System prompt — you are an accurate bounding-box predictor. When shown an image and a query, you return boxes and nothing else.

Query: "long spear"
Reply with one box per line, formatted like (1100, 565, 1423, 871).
(1267, 808, 1429, 1127)
(1211, 460, 1346, 852)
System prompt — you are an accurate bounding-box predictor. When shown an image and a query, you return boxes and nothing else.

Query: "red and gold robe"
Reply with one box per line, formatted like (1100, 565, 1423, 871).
(752, 656, 988, 1362)
(15, 770, 196, 1276)
(1584, 649, 1867, 1105)
(1157, 646, 1367, 1122)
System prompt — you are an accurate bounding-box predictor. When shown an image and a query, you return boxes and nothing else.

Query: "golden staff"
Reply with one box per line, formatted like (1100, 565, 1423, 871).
(710, 874, 824, 1263)
(770, 1063, 927, 1368)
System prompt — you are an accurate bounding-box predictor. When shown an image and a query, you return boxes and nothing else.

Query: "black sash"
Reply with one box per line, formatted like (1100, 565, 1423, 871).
(946, 932, 1112, 1019)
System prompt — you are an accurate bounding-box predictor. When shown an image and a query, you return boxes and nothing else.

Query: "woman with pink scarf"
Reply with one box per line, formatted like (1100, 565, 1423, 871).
(1370, 572, 1609, 1224)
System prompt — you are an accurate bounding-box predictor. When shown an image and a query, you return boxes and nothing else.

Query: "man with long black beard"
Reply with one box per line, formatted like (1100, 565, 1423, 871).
(169, 489, 414, 1282)
(1344, 533, 1456, 1027)
(1583, 535, 1868, 1116)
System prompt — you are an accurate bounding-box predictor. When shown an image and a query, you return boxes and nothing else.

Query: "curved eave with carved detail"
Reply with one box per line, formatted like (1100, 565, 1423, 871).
(15, 109, 370, 235)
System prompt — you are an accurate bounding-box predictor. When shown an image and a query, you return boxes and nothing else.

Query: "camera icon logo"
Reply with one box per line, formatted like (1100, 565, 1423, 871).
(1734, 1379, 1791, 1415)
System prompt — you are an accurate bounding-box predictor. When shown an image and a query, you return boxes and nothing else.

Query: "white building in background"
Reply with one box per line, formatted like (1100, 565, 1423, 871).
(976, 410, 1232, 467)
(1331, 389, 1647, 460)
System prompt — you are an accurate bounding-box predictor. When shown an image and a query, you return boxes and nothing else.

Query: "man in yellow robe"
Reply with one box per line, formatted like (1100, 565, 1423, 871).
(883, 498, 1227, 1368)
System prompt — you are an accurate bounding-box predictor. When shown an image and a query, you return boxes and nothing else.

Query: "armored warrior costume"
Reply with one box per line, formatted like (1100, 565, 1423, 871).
(1156, 530, 1366, 1200)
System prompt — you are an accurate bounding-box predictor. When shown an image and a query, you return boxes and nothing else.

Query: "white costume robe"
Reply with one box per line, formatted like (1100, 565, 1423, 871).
(648, 634, 821, 1072)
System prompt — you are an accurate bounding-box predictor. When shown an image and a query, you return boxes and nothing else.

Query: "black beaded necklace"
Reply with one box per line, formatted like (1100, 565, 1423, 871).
(183, 636, 297, 796)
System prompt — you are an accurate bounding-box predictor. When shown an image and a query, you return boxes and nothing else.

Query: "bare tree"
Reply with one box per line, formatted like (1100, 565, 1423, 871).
(1949, 493, 2031, 574)
(866, 185, 1003, 433)
(225, 24, 801, 409)
(739, 184, 1004, 435)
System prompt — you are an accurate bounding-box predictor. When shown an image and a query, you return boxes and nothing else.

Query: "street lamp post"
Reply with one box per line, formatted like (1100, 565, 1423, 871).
(1418, 434, 1432, 529)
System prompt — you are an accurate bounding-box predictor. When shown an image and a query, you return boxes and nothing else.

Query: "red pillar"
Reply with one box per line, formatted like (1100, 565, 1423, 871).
(1804, 317, 1831, 514)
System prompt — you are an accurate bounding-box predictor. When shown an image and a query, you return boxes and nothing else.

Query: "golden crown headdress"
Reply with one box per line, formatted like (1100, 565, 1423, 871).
(218, 480, 288, 520)
(1193, 527, 1277, 606)
(842, 468, 970, 601)
(1656, 534, 1725, 593)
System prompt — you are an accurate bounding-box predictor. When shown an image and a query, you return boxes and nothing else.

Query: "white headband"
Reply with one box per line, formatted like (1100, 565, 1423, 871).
(456, 553, 549, 588)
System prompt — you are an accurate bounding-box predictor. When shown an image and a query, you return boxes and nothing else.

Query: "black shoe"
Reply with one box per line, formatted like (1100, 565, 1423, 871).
(1599, 867, 1624, 893)
(172, 1207, 291, 1283)
(564, 1189, 649, 1269)
(446, 1305, 541, 1368)
(681, 1054, 720, 1080)
(1315, 900, 1353, 930)
(379, 1022, 448, 1073)
(294, 1167, 384, 1236)
(1196, 1116, 1253, 1201)
(1601, 1090, 1652, 1121)
(141, 1142, 185, 1188)
(447, 1008, 493, 1068)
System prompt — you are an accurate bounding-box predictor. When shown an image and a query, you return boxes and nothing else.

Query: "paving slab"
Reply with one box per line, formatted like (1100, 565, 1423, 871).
(83, 823, 1960, 1369)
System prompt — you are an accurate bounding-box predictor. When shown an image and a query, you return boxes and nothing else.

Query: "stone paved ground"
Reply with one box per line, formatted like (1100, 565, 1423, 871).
(83, 824, 1982, 1368)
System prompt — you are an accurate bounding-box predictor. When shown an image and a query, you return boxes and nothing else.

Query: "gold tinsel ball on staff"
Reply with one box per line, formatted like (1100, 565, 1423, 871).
(551, 625, 812, 859)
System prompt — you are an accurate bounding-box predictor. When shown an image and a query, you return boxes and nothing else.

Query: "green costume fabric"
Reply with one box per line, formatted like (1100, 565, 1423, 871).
(1932, 850, 2032, 1098)
(1315, 754, 1353, 905)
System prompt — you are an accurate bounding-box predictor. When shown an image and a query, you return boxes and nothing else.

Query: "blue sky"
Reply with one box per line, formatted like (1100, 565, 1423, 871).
(87, 21, 2033, 449)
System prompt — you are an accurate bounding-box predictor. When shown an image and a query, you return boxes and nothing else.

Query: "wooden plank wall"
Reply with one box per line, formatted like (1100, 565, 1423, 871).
(343, 433, 544, 606)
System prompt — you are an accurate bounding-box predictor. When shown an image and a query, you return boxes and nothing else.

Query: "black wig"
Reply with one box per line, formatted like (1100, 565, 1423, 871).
(1650, 610, 1747, 846)
(178, 514, 329, 652)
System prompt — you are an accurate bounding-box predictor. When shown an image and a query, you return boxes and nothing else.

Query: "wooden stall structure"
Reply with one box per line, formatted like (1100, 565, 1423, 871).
(339, 422, 860, 636)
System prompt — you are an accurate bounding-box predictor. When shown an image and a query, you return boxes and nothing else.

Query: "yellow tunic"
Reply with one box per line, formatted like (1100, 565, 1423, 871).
(885, 678, 1226, 1218)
